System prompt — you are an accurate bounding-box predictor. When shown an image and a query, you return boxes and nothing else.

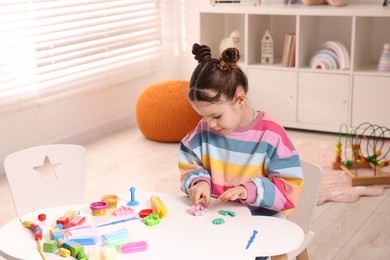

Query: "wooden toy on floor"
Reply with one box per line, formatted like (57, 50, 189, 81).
(332, 122, 390, 186)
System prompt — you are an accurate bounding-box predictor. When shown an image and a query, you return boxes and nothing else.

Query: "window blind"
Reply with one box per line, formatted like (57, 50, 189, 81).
(0, 0, 161, 115)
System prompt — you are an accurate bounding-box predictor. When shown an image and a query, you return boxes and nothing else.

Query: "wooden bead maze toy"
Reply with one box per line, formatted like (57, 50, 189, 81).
(332, 123, 390, 186)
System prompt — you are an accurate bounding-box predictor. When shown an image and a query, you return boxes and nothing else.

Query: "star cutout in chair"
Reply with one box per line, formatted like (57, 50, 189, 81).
(33, 156, 62, 182)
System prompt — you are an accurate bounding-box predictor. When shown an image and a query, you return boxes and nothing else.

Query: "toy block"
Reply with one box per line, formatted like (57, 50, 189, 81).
(65, 215, 86, 228)
(60, 240, 83, 257)
(65, 224, 95, 237)
(52, 232, 64, 241)
(43, 240, 57, 253)
(59, 247, 71, 257)
(61, 240, 75, 250)
(50, 228, 64, 240)
(69, 236, 97, 245)
(70, 242, 84, 257)
(103, 246, 117, 260)
(88, 249, 104, 260)
(57, 238, 65, 247)
(56, 216, 69, 225)
(54, 223, 63, 230)
(50, 227, 60, 234)
(101, 229, 132, 248)
(56, 210, 76, 225)
(77, 250, 88, 260)
(121, 240, 148, 254)
(66, 224, 97, 245)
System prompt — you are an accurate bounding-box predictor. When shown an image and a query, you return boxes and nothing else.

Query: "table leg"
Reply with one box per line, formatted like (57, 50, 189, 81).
(297, 249, 309, 260)
(270, 254, 288, 260)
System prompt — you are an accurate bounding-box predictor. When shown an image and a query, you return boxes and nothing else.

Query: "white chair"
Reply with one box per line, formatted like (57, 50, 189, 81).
(287, 160, 323, 260)
(4, 144, 87, 216)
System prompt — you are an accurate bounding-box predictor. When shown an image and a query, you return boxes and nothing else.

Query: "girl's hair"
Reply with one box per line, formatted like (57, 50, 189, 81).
(189, 43, 248, 103)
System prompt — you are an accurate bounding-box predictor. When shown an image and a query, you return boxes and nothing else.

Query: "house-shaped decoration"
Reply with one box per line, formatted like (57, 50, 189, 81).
(261, 29, 274, 64)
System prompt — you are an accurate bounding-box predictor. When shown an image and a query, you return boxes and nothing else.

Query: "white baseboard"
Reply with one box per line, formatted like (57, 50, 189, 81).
(56, 114, 137, 144)
(0, 113, 137, 176)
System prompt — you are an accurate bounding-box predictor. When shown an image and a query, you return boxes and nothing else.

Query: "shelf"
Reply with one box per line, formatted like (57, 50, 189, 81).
(298, 68, 351, 75)
(354, 64, 390, 77)
(199, 2, 390, 133)
(201, 3, 390, 16)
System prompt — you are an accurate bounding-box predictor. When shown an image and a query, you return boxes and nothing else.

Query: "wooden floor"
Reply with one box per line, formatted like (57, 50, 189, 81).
(1, 126, 389, 260)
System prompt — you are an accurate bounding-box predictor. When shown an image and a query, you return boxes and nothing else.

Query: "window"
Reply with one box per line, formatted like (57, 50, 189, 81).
(0, 0, 161, 115)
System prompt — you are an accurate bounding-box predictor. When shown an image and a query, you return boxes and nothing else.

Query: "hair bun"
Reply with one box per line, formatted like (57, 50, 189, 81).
(220, 48, 240, 69)
(192, 43, 212, 63)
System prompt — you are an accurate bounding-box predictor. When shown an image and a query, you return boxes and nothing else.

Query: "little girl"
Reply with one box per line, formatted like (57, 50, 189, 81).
(179, 43, 303, 217)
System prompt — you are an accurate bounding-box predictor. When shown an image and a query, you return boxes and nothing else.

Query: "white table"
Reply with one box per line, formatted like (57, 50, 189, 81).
(0, 192, 304, 260)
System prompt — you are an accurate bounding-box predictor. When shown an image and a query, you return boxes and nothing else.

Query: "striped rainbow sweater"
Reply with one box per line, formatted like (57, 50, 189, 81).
(179, 111, 303, 215)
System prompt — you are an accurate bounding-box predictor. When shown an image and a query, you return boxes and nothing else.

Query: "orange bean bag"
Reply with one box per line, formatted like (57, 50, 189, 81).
(136, 80, 202, 142)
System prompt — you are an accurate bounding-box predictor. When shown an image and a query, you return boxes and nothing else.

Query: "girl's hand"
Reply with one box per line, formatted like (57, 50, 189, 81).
(188, 181, 211, 208)
(218, 186, 248, 202)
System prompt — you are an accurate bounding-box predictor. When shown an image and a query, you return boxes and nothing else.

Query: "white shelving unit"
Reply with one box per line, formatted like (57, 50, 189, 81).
(199, 3, 390, 133)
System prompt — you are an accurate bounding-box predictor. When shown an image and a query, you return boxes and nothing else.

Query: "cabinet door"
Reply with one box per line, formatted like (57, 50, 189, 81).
(352, 75, 390, 128)
(298, 73, 349, 126)
(248, 69, 296, 122)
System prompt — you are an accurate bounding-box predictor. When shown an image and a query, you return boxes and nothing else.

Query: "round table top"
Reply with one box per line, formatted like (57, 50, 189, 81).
(0, 192, 304, 260)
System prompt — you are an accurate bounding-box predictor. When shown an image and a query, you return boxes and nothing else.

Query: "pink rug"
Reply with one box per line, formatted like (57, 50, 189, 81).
(294, 140, 390, 205)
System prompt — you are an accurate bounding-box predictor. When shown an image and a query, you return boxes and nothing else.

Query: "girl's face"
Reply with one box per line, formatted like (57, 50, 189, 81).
(190, 93, 247, 135)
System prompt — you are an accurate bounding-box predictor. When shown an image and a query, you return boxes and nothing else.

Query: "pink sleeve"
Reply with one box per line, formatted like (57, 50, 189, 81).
(190, 177, 211, 189)
(241, 182, 257, 204)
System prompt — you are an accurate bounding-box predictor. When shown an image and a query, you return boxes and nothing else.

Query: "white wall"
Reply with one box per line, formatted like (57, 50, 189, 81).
(0, 0, 190, 175)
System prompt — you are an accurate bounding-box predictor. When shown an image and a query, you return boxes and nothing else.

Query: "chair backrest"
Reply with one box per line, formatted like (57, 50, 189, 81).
(288, 159, 322, 233)
(4, 144, 87, 216)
